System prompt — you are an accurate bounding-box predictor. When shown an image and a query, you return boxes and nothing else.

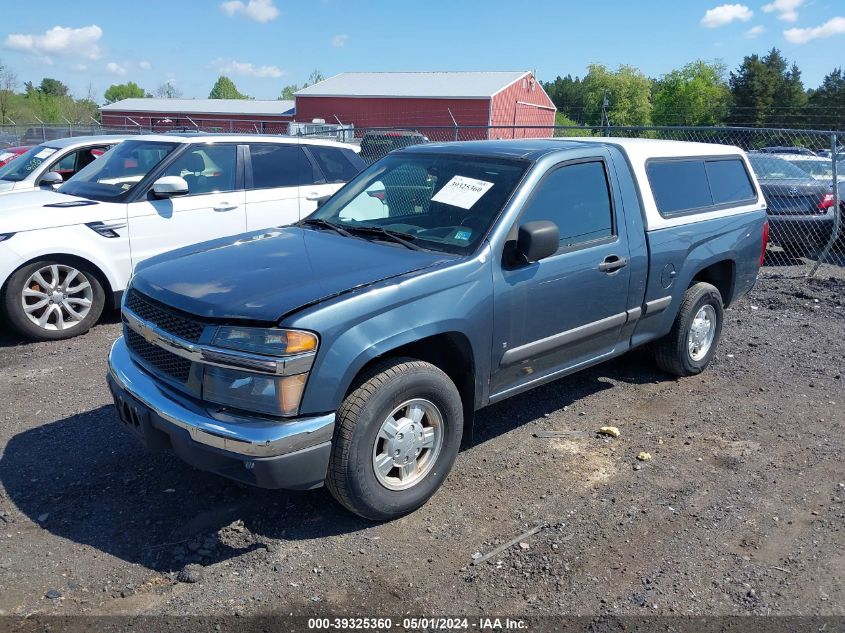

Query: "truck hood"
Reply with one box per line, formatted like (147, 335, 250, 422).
(131, 227, 458, 322)
(0, 189, 122, 233)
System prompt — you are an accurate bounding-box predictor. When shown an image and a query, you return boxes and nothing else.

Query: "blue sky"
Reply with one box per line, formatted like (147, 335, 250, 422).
(1, 0, 843, 103)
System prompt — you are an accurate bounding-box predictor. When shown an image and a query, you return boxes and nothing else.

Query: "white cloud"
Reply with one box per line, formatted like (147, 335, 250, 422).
(139, 60, 152, 70)
(744, 25, 766, 38)
(701, 4, 754, 27)
(220, 0, 279, 22)
(762, 0, 805, 23)
(213, 58, 284, 78)
(3, 25, 103, 61)
(70, 63, 88, 72)
(106, 61, 128, 76)
(331, 34, 349, 47)
(784, 16, 845, 43)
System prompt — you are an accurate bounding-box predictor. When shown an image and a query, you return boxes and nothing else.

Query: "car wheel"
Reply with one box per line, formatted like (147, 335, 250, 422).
(3, 260, 105, 341)
(654, 282, 724, 377)
(326, 358, 464, 521)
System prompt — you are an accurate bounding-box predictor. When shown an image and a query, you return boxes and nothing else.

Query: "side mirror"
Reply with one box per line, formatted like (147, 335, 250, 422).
(151, 175, 189, 199)
(516, 220, 559, 263)
(40, 171, 64, 187)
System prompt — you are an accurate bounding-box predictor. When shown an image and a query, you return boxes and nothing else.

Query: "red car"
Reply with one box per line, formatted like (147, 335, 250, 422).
(0, 146, 32, 168)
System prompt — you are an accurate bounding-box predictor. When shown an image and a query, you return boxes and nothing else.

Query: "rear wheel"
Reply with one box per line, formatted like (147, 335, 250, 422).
(3, 260, 105, 341)
(654, 282, 724, 377)
(326, 358, 463, 520)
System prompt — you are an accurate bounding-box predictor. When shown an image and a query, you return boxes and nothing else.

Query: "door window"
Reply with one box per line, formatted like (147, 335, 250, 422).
(248, 144, 316, 189)
(161, 144, 238, 195)
(308, 146, 362, 183)
(519, 160, 614, 251)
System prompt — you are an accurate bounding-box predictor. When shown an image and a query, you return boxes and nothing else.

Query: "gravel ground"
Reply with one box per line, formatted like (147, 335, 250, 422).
(0, 263, 843, 620)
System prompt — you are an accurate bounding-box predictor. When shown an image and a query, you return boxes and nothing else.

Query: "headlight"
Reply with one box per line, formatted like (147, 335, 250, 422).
(203, 366, 308, 417)
(0, 232, 14, 242)
(203, 327, 317, 417)
(212, 326, 317, 356)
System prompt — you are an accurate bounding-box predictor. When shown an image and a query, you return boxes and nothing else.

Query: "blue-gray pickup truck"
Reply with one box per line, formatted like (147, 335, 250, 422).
(107, 138, 768, 520)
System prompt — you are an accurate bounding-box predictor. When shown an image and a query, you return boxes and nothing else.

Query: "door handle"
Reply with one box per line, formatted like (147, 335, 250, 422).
(213, 203, 238, 212)
(598, 255, 628, 273)
(305, 192, 322, 201)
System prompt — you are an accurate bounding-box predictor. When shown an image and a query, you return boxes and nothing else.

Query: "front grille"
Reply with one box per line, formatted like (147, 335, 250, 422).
(125, 289, 205, 342)
(126, 329, 192, 383)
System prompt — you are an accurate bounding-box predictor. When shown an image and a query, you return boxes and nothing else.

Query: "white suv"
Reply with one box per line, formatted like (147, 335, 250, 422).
(0, 133, 365, 340)
(0, 135, 131, 194)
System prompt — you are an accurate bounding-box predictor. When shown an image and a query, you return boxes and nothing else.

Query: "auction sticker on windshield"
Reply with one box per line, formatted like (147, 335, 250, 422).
(35, 148, 57, 160)
(431, 175, 494, 210)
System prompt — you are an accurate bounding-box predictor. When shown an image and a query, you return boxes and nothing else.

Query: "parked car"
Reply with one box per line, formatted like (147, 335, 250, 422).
(359, 130, 429, 164)
(0, 136, 129, 195)
(0, 146, 31, 168)
(772, 153, 845, 182)
(758, 146, 817, 157)
(107, 137, 767, 520)
(747, 153, 841, 254)
(0, 133, 365, 340)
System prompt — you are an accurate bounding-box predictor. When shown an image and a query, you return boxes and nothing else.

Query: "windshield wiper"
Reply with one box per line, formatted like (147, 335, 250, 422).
(298, 218, 353, 238)
(344, 225, 426, 251)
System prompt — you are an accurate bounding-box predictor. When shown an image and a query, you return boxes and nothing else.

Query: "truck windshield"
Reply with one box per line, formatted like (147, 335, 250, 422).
(0, 145, 58, 182)
(309, 153, 528, 254)
(58, 140, 180, 201)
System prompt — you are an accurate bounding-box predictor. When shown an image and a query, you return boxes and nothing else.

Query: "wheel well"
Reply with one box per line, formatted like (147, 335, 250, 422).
(7, 254, 115, 307)
(350, 332, 477, 447)
(691, 260, 735, 306)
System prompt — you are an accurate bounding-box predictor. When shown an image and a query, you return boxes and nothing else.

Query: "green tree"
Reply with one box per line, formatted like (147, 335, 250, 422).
(553, 112, 593, 137)
(806, 68, 845, 130)
(729, 48, 807, 127)
(280, 84, 298, 100)
(37, 77, 69, 98)
(543, 75, 587, 122)
(581, 64, 653, 126)
(209, 76, 247, 99)
(104, 81, 148, 104)
(652, 60, 731, 126)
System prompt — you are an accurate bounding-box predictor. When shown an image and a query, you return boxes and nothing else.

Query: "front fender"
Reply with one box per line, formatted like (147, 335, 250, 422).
(286, 252, 495, 415)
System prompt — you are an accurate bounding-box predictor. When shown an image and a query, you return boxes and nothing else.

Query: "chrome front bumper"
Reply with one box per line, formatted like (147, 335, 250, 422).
(107, 336, 335, 461)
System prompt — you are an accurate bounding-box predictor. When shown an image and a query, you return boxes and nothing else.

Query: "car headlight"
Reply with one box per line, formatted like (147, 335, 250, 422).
(203, 366, 308, 417)
(0, 232, 14, 242)
(203, 327, 318, 417)
(212, 326, 317, 356)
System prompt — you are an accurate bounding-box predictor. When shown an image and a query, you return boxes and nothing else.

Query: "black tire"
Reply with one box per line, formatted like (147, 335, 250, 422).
(326, 358, 464, 521)
(3, 259, 105, 341)
(654, 282, 724, 377)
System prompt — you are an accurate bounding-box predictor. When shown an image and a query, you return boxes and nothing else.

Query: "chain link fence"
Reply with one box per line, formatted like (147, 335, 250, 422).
(2, 121, 841, 276)
(303, 124, 841, 277)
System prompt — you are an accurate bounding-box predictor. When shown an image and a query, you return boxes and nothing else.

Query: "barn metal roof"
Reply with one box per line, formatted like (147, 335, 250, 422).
(100, 99, 296, 116)
(294, 71, 532, 99)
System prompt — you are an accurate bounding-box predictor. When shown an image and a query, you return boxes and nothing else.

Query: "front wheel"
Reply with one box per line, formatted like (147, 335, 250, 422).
(3, 260, 105, 341)
(326, 358, 464, 521)
(654, 282, 724, 377)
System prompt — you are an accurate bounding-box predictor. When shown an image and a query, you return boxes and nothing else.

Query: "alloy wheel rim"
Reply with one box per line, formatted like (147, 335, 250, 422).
(21, 265, 93, 331)
(372, 398, 444, 491)
(688, 304, 717, 361)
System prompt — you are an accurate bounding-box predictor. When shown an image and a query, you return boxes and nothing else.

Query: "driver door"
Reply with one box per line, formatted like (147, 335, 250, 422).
(127, 143, 246, 266)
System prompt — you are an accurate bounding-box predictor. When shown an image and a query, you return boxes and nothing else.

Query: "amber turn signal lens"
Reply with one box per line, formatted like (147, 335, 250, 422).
(285, 331, 318, 354)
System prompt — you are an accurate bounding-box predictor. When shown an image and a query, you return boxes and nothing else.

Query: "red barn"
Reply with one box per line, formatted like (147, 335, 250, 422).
(294, 71, 556, 140)
(100, 99, 296, 133)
